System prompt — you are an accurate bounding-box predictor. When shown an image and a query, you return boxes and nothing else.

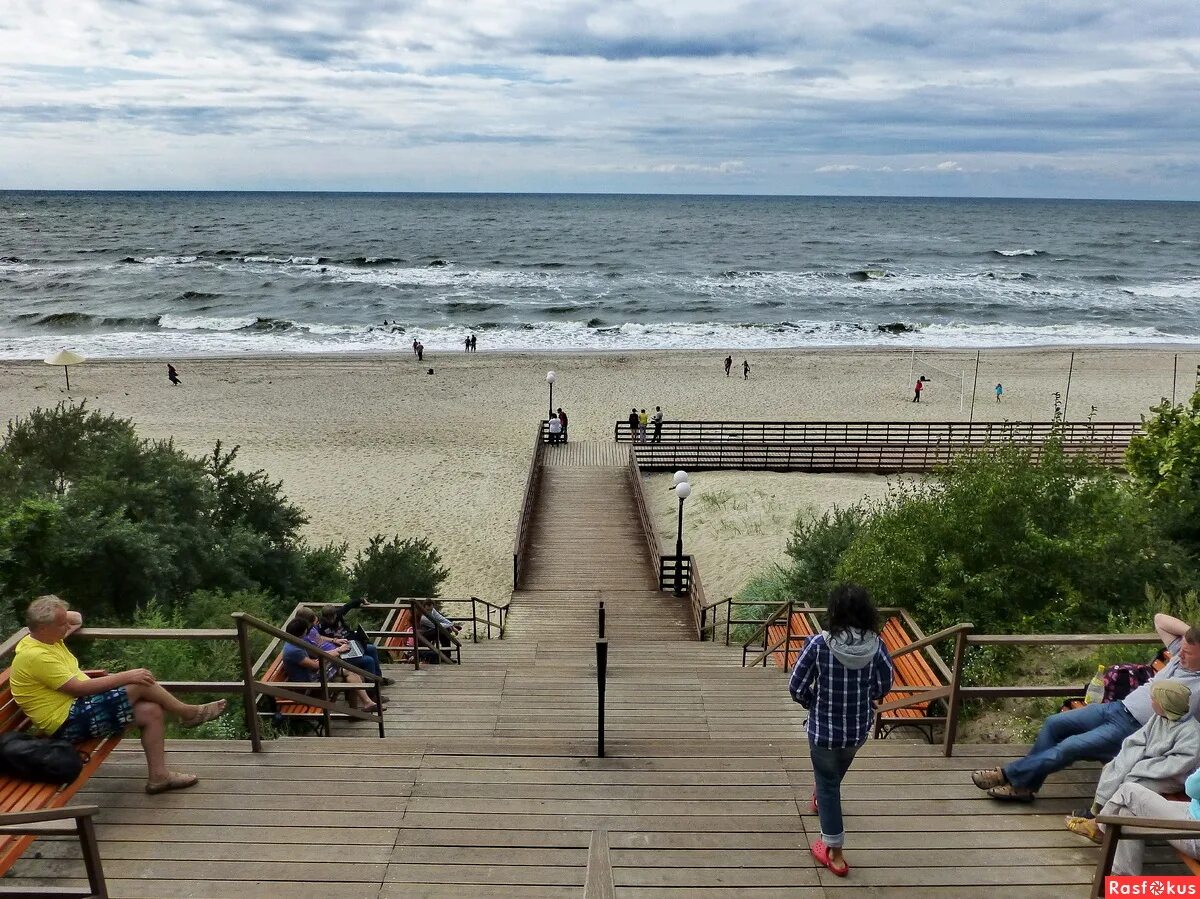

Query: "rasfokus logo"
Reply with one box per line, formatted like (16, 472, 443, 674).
(1107, 877, 1199, 896)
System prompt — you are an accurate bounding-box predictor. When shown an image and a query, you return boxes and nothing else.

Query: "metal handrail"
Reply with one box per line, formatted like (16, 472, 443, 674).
(613, 419, 1141, 444)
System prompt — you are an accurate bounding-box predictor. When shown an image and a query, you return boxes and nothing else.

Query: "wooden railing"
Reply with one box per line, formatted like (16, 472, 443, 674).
(627, 448, 663, 580)
(630, 439, 1130, 472)
(614, 420, 1141, 445)
(870, 626, 1164, 757)
(513, 423, 548, 588)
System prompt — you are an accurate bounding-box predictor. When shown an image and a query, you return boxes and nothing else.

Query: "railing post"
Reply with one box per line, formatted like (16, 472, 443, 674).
(318, 648, 332, 738)
(942, 625, 972, 757)
(596, 638, 608, 758)
(598, 601, 606, 639)
(234, 616, 263, 752)
(472, 597, 479, 644)
(784, 601, 793, 670)
(410, 599, 420, 671)
(725, 599, 732, 647)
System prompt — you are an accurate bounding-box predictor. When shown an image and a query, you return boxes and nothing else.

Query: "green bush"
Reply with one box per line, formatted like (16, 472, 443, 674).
(1127, 387, 1200, 552)
(349, 535, 449, 604)
(0, 403, 348, 621)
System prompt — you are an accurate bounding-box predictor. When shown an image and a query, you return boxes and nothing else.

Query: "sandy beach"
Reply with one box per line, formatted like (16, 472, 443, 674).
(2, 346, 1197, 607)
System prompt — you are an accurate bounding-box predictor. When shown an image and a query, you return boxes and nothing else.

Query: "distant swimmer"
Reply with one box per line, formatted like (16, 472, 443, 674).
(167, 364, 181, 386)
(724, 355, 732, 377)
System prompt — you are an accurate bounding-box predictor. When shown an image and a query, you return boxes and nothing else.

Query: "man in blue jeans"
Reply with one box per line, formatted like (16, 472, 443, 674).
(973, 613, 1200, 801)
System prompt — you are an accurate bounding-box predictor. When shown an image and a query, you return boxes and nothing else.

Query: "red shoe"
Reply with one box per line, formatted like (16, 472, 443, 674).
(811, 840, 849, 877)
(809, 792, 818, 813)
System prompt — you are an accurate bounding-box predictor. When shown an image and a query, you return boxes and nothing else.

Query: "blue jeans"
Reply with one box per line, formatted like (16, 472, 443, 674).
(1004, 701, 1139, 791)
(811, 744, 860, 849)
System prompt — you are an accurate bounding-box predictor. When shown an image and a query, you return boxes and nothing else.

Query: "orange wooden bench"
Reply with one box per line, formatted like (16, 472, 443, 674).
(768, 611, 818, 671)
(875, 616, 946, 742)
(0, 668, 117, 894)
(256, 654, 344, 735)
(1092, 793, 1200, 895)
(377, 608, 414, 662)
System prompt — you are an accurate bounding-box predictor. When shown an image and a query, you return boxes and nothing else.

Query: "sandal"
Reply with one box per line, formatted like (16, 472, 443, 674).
(1065, 815, 1102, 844)
(972, 767, 1006, 790)
(182, 700, 227, 728)
(810, 839, 848, 877)
(987, 783, 1036, 802)
(146, 772, 199, 795)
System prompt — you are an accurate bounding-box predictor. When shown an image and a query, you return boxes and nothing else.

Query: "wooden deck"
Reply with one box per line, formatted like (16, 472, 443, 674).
(5, 441, 1189, 895)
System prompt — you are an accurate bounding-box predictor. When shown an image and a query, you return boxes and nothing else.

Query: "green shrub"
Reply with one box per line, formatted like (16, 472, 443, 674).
(349, 535, 449, 604)
(1127, 387, 1200, 552)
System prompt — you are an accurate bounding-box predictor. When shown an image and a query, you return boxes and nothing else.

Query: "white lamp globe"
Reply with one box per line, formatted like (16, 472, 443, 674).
(675, 482, 692, 500)
(546, 371, 557, 384)
(672, 470, 689, 486)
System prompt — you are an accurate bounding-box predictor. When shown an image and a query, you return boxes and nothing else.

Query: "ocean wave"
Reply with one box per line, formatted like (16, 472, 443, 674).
(121, 255, 199, 265)
(177, 290, 222, 301)
(849, 269, 890, 281)
(989, 249, 1046, 257)
(1, 316, 1196, 361)
(13, 311, 161, 329)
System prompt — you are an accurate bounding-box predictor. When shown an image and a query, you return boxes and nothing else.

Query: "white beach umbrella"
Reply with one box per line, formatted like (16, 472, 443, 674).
(44, 349, 85, 390)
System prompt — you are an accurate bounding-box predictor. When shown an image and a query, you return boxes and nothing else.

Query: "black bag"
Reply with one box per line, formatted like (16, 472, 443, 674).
(0, 732, 86, 784)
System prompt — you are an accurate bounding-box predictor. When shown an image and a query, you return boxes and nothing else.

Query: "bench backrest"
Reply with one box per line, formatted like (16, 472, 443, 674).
(378, 608, 414, 659)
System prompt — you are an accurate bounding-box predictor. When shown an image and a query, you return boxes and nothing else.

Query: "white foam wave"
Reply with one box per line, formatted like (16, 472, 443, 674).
(141, 255, 198, 265)
(1124, 279, 1200, 300)
(994, 249, 1040, 257)
(159, 314, 257, 332)
(1, 319, 1195, 361)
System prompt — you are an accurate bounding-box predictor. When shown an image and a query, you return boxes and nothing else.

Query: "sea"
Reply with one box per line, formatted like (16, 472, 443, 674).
(1, 191, 1198, 359)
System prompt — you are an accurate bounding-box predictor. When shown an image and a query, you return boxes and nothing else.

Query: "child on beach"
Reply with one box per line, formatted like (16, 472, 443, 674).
(995, 383, 1004, 403)
(1064, 679, 1200, 842)
(789, 584, 894, 877)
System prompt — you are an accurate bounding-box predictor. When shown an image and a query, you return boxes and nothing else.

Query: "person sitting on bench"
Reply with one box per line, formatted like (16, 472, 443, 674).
(973, 614, 1200, 802)
(11, 595, 226, 795)
(415, 599, 462, 663)
(316, 601, 393, 685)
(281, 618, 382, 712)
(1094, 764, 1200, 875)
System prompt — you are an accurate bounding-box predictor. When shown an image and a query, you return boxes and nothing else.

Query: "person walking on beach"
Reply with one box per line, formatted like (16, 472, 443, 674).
(743, 359, 750, 380)
(724, 355, 732, 377)
(412, 338, 420, 358)
(167, 364, 181, 386)
(464, 336, 471, 352)
(628, 408, 639, 440)
(416, 342, 424, 362)
(637, 409, 649, 443)
(651, 406, 663, 443)
(995, 383, 1004, 403)
(470, 334, 477, 353)
(789, 584, 893, 878)
(913, 376, 928, 403)
(557, 407, 568, 443)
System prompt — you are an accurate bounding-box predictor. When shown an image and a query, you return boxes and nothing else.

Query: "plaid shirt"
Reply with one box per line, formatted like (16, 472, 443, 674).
(789, 632, 894, 748)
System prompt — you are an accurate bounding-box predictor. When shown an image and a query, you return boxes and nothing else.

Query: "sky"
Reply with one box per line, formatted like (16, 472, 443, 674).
(1, 0, 1199, 199)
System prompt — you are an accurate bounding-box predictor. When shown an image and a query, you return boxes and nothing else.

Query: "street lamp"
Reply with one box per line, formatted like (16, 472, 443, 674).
(546, 370, 556, 420)
(673, 472, 691, 597)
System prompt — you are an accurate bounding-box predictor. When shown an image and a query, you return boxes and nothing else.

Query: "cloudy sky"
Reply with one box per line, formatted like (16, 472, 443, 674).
(2, 0, 1198, 198)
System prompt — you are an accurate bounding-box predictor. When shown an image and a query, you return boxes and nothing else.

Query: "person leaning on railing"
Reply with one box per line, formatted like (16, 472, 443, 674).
(281, 618, 384, 712)
(415, 599, 462, 663)
(10, 595, 227, 795)
(973, 614, 1200, 802)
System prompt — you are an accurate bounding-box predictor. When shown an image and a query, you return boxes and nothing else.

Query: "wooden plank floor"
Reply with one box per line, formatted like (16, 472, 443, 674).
(5, 445, 1191, 895)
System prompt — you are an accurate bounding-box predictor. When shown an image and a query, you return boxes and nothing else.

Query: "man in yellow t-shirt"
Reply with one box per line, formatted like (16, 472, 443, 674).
(12, 595, 229, 795)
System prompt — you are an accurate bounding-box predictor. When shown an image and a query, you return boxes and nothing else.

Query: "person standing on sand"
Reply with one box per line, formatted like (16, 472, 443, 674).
(167, 364, 181, 386)
(724, 355, 732, 377)
(913, 376, 928, 403)
(464, 336, 471, 352)
(470, 334, 477, 353)
(628, 408, 639, 440)
(789, 584, 893, 878)
(995, 383, 1004, 403)
(412, 338, 419, 358)
(743, 359, 750, 380)
(417, 342, 424, 362)
(651, 406, 663, 443)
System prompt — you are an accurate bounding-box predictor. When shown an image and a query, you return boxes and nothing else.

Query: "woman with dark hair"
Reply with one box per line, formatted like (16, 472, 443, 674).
(789, 583, 893, 877)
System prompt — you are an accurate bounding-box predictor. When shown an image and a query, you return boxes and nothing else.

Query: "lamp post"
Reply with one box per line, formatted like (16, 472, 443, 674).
(673, 471, 691, 597)
(546, 370, 556, 420)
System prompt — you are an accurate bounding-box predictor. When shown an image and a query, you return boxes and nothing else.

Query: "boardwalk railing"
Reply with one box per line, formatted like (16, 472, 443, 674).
(872, 626, 1164, 757)
(614, 420, 1141, 445)
(627, 448, 663, 579)
(631, 439, 1130, 473)
(514, 423, 548, 588)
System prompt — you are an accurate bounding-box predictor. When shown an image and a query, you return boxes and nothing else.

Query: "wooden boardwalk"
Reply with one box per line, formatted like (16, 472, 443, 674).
(5, 441, 1188, 895)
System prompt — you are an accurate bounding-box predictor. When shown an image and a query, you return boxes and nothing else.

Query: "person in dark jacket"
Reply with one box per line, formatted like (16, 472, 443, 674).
(627, 408, 639, 439)
(789, 584, 894, 877)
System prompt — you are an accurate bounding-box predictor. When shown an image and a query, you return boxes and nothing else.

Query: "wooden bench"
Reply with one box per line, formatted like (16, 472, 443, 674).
(1092, 801, 1200, 896)
(876, 616, 946, 742)
(377, 608, 415, 662)
(0, 669, 117, 895)
(768, 611, 817, 671)
(256, 654, 347, 736)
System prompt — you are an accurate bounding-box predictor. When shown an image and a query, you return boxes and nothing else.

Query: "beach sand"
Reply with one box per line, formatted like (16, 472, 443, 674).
(1, 346, 1197, 607)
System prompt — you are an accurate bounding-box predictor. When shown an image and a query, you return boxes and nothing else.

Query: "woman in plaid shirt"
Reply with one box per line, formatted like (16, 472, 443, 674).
(789, 584, 894, 877)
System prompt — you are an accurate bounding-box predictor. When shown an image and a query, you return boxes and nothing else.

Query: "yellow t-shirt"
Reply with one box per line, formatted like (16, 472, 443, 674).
(10, 635, 88, 735)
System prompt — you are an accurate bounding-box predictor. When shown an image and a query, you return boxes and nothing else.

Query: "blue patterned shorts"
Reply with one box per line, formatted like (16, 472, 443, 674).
(55, 688, 134, 742)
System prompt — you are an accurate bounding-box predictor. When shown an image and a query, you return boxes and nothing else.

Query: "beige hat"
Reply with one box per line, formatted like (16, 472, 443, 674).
(1151, 680, 1191, 721)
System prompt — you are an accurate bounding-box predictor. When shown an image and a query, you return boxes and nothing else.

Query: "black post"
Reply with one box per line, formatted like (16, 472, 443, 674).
(548, 381, 554, 420)
(598, 601, 606, 638)
(596, 638, 608, 758)
(1063, 350, 1075, 421)
(673, 496, 685, 597)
